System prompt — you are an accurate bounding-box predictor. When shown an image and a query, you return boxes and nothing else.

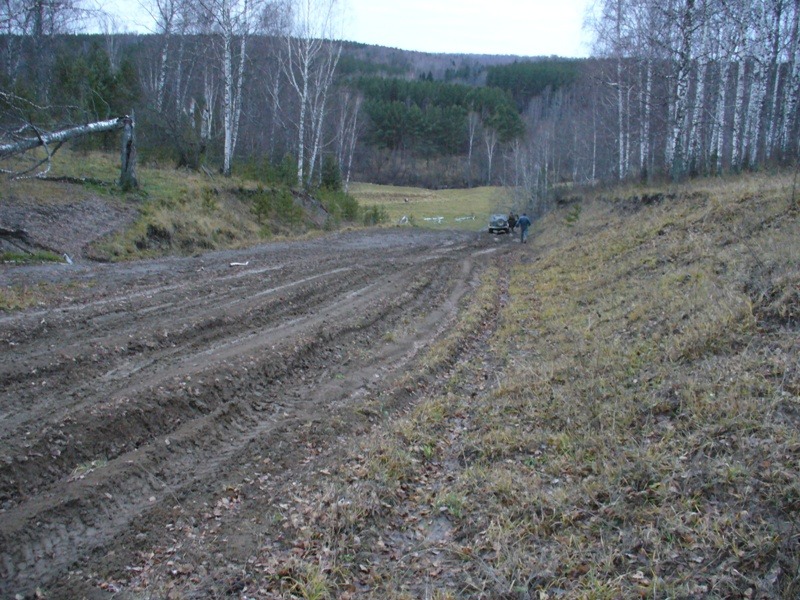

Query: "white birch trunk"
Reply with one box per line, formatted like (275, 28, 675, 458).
(484, 128, 497, 184)
(624, 85, 631, 177)
(296, 51, 309, 185)
(616, 59, 625, 179)
(282, 32, 315, 186)
(343, 94, 361, 191)
(612, 0, 625, 180)
(198, 0, 252, 177)
(202, 66, 215, 145)
(0, 117, 124, 158)
(335, 89, 349, 169)
(731, 59, 747, 170)
(230, 32, 247, 159)
(175, 34, 187, 116)
(222, 14, 234, 176)
(283, 0, 341, 187)
(746, 59, 766, 167)
(780, 3, 800, 155)
(715, 60, 731, 173)
(639, 59, 652, 177)
(689, 59, 709, 173)
(670, 0, 695, 179)
(763, 0, 783, 160)
(305, 41, 341, 187)
(155, 34, 170, 113)
(306, 84, 326, 186)
(689, 12, 709, 174)
(467, 111, 479, 184)
(268, 70, 282, 163)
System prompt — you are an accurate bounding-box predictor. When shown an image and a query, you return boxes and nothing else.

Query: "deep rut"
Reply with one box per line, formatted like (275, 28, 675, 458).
(0, 228, 511, 596)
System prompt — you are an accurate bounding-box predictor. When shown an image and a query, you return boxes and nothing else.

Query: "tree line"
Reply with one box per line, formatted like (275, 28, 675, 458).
(1, 0, 798, 202)
(495, 0, 800, 215)
(587, 0, 800, 182)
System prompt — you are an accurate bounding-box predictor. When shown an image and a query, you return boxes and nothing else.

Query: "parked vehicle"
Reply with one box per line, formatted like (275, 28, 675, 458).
(488, 214, 510, 234)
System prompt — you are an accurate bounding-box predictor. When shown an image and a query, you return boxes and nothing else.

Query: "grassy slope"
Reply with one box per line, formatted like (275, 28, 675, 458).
(248, 172, 799, 599)
(2, 150, 325, 264)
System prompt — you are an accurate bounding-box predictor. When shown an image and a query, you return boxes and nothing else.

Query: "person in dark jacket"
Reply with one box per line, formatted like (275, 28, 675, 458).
(507, 212, 517, 232)
(517, 213, 531, 243)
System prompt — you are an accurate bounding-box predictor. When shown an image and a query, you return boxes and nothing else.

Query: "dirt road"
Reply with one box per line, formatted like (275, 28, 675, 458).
(0, 228, 511, 597)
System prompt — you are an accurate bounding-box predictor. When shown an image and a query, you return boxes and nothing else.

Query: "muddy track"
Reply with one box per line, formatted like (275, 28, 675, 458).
(0, 228, 513, 597)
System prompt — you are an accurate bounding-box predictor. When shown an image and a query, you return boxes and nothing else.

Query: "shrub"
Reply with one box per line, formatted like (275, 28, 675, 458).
(362, 204, 389, 226)
(321, 154, 343, 191)
(317, 188, 360, 223)
(236, 154, 297, 187)
(251, 186, 304, 228)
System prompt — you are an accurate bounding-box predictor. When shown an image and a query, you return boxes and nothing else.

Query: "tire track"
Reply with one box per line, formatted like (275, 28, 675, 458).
(0, 229, 508, 597)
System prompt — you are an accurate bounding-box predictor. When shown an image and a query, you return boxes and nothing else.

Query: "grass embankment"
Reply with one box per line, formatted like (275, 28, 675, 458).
(1, 150, 391, 265)
(251, 173, 799, 598)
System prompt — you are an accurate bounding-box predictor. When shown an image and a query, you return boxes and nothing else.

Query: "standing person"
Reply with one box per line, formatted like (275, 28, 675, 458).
(507, 212, 517, 233)
(517, 212, 531, 243)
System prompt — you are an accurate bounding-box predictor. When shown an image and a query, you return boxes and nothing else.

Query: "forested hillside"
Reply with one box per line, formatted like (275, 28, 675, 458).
(1, 0, 799, 209)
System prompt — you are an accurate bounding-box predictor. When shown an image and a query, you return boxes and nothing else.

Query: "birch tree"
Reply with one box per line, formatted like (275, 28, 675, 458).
(760, 0, 793, 161)
(729, 3, 749, 170)
(281, 0, 342, 187)
(582, 0, 800, 182)
(196, 0, 262, 176)
(665, 0, 696, 180)
(466, 109, 479, 185)
(334, 87, 362, 191)
(687, 0, 711, 175)
(483, 125, 497, 185)
(142, 0, 191, 114)
(592, 0, 637, 179)
(305, 37, 341, 186)
(712, 1, 743, 173)
(780, 0, 800, 157)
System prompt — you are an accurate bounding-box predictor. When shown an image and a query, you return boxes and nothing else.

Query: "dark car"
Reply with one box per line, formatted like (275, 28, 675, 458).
(488, 214, 510, 234)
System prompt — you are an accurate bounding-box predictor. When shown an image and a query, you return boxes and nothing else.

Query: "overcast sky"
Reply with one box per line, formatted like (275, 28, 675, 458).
(104, 0, 593, 58)
(344, 0, 593, 57)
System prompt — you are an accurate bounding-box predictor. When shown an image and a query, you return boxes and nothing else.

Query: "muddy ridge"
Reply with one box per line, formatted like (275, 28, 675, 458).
(0, 228, 512, 597)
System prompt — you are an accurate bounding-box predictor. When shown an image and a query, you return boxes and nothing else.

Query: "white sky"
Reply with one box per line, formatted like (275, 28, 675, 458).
(344, 0, 593, 57)
(102, 0, 593, 58)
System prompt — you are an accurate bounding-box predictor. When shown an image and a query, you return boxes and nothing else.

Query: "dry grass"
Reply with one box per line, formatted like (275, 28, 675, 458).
(0, 284, 46, 311)
(243, 171, 799, 598)
(2, 149, 333, 261)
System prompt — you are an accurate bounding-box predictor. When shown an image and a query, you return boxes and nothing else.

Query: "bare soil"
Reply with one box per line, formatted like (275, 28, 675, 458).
(0, 196, 137, 261)
(0, 225, 514, 598)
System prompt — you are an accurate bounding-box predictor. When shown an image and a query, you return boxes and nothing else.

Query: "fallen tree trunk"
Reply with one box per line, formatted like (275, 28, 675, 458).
(0, 116, 138, 188)
(0, 118, 125, 159)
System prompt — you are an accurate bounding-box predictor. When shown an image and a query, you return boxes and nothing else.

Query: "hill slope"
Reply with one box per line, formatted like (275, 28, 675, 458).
(211, 172, 798, 598)
(1, 172, 797, 598)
